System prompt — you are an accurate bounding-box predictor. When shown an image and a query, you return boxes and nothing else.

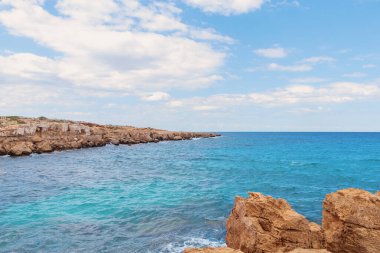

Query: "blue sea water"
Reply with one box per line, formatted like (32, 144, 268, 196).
(0, 132, 380, 252)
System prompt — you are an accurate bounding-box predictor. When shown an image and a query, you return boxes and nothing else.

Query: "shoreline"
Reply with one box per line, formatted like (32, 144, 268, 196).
(0, 116, 220, 157)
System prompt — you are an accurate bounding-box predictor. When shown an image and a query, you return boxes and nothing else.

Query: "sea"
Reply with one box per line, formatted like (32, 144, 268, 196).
(0, 133, 379, 252)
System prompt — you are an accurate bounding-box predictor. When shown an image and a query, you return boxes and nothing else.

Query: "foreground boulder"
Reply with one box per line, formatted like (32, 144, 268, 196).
(184, 247, 243, 253)
(287, 249, 330, 253)
(226, 192, 325, 253)
(322, 188, 380, 253)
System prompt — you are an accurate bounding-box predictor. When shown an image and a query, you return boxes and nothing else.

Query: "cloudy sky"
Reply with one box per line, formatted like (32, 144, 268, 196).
(1, 0, 380, 131)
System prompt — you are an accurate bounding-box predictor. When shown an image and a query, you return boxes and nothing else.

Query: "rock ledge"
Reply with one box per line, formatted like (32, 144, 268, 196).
(0, 116, 219, 156)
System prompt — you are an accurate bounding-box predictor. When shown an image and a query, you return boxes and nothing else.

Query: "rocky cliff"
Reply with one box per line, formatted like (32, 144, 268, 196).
(0, 116, 219, 156)
(186, 188, 380, 253)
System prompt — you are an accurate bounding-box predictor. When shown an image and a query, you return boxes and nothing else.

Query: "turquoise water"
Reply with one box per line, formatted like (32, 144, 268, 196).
(1, 133, 380, 252)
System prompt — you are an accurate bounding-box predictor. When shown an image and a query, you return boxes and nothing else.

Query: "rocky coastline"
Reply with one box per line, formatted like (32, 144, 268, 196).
(186, 188, 380, 253)
(0, 116, 219, 156)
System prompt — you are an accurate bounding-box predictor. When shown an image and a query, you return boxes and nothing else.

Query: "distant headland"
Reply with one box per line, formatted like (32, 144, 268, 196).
(0, 116, 220, 156)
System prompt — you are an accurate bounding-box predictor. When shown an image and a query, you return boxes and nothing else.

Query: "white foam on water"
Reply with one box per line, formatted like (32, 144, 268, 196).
(160, 237, 225, 253)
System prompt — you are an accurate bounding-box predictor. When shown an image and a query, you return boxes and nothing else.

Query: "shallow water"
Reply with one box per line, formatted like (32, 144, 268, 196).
(1, 133, 379, 252)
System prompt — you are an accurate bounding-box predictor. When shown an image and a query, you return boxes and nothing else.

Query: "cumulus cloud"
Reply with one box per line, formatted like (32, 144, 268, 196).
(254, 47, 288, 58)
(0, 84, 60, 107)
(166, 82, 380, 110)
(0, 53, 58, 80)
(0, 0, 227, 95)
(182, 0, 264, 15)
(190, 28, 235, 44)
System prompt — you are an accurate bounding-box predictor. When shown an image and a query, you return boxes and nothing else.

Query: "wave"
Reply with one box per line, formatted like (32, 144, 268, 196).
(160, 237, 225, 253)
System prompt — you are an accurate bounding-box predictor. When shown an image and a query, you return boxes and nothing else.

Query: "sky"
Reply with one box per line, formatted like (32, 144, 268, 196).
(1, 0, 380, 131)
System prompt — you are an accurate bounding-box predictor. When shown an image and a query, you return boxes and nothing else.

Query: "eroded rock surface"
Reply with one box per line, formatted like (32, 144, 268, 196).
(0, 117, 219, 156)
(288, 249, 331, 253)
(184, 247, 243, 253)
(226, 192, 326, 253)
(322, 188, 380, 253)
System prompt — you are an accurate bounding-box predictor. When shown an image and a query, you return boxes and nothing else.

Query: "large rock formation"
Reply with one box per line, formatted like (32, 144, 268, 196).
(225, 192, 326, 253)
(0, 116, 219, 156)
(184, 247, 243, 253)
(187, 188, 380, 253)
(183, 247, 330, 253)
(322, 188, 380, 253)
(287, 249, 330, 253)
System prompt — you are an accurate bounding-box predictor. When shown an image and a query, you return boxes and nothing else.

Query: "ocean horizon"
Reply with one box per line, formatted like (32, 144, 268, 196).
(1, 132, 379, 252)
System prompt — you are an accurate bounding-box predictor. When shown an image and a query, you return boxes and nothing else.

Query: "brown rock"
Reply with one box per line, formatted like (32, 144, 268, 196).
(0, 117, 218, 156)
(31, 135, 43, 143)
(35, 141, 53, 153)
(322, 188, 380, 253)
(288, 249, 331, 253)
(70, 141, 82, 149)
(9, 142, 33, 156)
(226, 192, 325, 253)
(0, 144, 6, 155)
(110, 139, 120, 145)
(184, 247, 243, 253)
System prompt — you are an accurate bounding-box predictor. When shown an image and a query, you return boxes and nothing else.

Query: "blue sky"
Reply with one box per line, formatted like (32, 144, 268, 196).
(1, 0, 380, 131)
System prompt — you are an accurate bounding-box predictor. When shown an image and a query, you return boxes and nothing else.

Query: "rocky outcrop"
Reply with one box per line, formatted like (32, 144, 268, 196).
(225, 192, 325, 253)
(322, 188, 380, 253)
(184, 247, 243, 253)
(184, 248, 330, 253)
(187, 188, 380, 253)
(287, 249, 330, 253)
(0, 117, 220, 156)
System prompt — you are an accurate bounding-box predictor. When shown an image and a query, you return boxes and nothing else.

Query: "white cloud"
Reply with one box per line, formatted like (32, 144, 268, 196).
(254, 47, 288, 58)
(269, 0, 300, 8)
(343, 72, 367, 78)
(289, 106, 330, 114)
(363, 64, 376, 69)
(193, 105, 219, 111)
(190, 28, 235, 44)
(0, 84, 60, 107)
(141, 92, 170, 101)
(166, 82, 380, 110)
(268, 63, 312, 72)
(0, 53, 58, 80)
(167, 100, 184, 107)
(290, 77, 328, 84)
(182, 0, 264, 15)
(302, 56, 335, 64)
(0, 0, 227, 95)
